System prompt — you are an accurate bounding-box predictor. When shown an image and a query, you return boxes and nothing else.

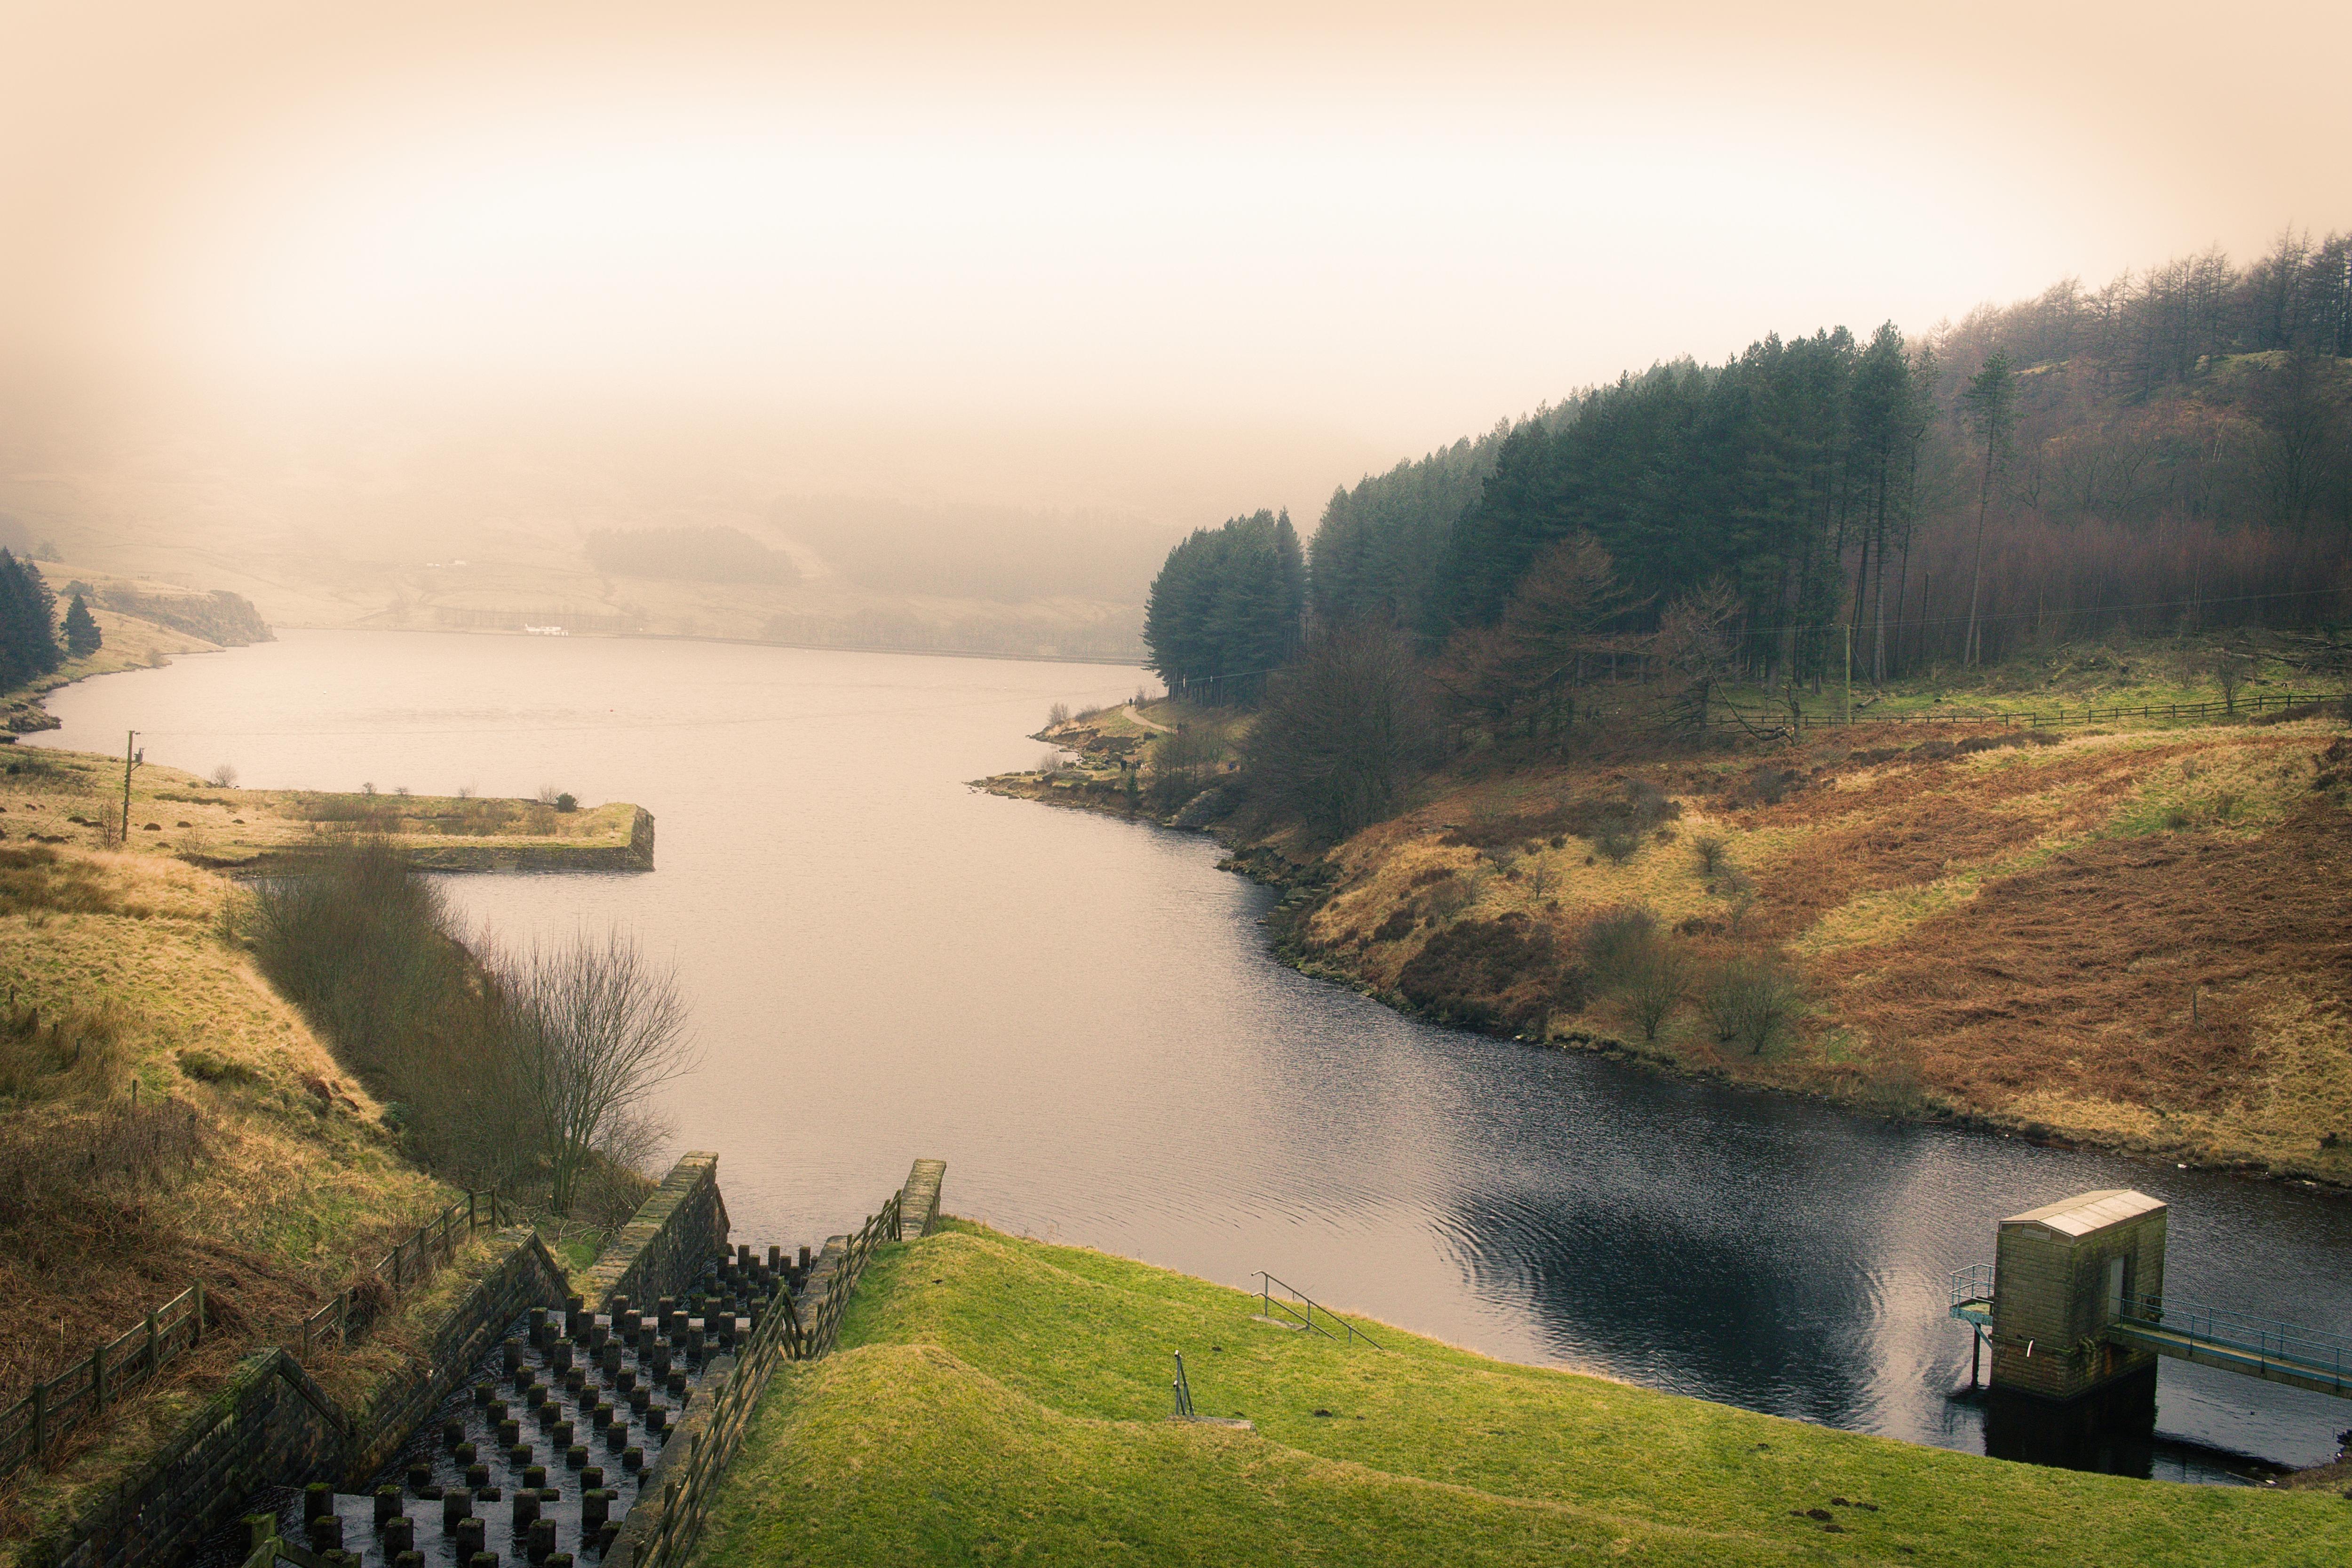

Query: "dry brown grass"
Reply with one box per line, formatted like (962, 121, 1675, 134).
(1284, 716, 2352, 1171)
(1818, 796, 2352, 1158)
(0, 746, 637, 871)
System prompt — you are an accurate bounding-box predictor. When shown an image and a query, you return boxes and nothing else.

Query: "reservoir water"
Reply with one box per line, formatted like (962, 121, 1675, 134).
(33, 630, 2352, 1481)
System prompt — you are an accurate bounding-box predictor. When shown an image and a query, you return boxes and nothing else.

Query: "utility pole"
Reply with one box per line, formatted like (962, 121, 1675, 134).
(120, 730, 139, 843)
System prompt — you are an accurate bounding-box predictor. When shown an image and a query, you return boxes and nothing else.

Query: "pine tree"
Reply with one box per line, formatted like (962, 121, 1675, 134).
(0, 551, 61, 690)
(1141, 510, 1306, 700)
(62, 592, 102, 657)
(1960, 351, 2018, 666)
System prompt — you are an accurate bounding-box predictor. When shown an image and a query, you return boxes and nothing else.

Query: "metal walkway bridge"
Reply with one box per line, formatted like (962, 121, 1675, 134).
(1949, 1267, 2352, 1399)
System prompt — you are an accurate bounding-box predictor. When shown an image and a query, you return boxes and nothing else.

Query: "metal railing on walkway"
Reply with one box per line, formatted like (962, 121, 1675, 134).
(1947, 1264, 1996, 1328)
(2112, 1296, 2352, 1397)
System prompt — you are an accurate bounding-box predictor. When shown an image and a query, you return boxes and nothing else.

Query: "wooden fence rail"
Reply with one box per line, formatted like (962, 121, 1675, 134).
(293, 1187, 511, 1360)
(1711, 689, 2346, 735)
(0, 1189, 513, 1484)
(627, 1187, 907, 1568)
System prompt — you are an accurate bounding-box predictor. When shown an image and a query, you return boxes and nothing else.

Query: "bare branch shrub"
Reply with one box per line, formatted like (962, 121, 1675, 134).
(1581, 904, 1658, 988)
(1242, 621, 1436, 839)
(1621, 942, 1689, 1043)
(207, 763, 238, 788)
(1691, 833, 1729, 879)
(1702, 955, 1803, 1055)
(494, 929, 697, 1216)
(1046, 701, 1072, 727)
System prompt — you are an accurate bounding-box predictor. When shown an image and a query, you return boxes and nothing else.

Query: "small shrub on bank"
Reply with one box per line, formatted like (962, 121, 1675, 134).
(1621, 941, 1688, 1043)
(1581, 904, 1657, 987)
(1702, 955, 1803, 1055)
(1590, 820, 1641, 863)
(1047, 701, 1072, 727)
(1397, 915, 1581, 1032)
(1691, 833, 1728, 878)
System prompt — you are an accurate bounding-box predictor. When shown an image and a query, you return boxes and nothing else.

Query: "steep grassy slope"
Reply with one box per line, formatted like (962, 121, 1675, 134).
(0, 839, 453, 1544)
(694, 1222, 2351, 1566)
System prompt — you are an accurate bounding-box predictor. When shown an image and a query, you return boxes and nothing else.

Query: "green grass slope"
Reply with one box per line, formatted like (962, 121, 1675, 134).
(693, 1221, 2348, 1566)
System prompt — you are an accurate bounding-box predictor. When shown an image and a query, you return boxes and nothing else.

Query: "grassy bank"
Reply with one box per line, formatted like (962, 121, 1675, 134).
(0, 841, 454, 1548)
(693, 1221, 2349, 1566)
(3, 747, 649, 871)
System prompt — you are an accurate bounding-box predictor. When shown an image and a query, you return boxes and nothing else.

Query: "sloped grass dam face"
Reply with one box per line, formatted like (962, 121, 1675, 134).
(35, 631, 2352, 1480)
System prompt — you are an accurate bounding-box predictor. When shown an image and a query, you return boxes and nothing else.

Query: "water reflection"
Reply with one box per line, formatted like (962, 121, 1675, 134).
(29, 630, 2352, 1483)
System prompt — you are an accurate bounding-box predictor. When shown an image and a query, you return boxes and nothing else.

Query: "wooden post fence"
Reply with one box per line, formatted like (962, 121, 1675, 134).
(0, 1185, 513, 1481)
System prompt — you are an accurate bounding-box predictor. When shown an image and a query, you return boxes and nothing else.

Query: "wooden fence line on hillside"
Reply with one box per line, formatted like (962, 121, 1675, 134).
(0, 1188, 513, 1485)
(1709, 688, 2345, 735)
(627, 1185, 914, 1568)
(292, 1188, 515, 1362)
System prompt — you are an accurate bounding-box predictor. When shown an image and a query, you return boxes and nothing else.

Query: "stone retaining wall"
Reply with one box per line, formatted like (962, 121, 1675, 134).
(577, 1152, 728, 1312)
(31, 1228, 568, 1568)
(344, 1224, 572, 1479)
(28, 1152, 728, 1568)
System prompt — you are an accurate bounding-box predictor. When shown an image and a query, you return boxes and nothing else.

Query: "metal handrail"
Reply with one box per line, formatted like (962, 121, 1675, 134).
(1947, 1264, 1996, 1315)
(1254, 1272, 1384, 1351)
(2115, 1296, 2352, 1390)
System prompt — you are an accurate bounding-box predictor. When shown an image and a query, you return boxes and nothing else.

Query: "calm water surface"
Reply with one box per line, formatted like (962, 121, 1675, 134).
(33, 630, 2352, 1479)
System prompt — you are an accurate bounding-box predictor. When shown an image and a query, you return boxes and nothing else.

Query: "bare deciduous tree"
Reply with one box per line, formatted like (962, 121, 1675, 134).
(1653, 579, 1742, 732)
(497, 929, 697, 1215)
(1242, 621, 1435, 839)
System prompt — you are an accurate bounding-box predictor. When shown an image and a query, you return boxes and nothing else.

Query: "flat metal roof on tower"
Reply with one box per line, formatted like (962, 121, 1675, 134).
(2001, 1189, 2165, 1238)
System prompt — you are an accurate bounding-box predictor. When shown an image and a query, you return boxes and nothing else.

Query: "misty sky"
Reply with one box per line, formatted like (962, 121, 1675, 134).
(5, 0, 2348, 517)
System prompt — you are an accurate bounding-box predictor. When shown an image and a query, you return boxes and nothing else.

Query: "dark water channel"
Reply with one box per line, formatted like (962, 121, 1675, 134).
(36, 630, 2352, 1484)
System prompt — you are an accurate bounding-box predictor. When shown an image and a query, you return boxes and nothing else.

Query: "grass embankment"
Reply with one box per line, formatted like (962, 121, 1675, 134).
(0, 843, 456, 1548)
(3, 747, 645, 871)
(694, 1221, 2350, 1567)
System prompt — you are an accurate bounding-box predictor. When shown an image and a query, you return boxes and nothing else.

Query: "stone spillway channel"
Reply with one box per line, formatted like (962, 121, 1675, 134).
(211, 1243, 805, 1567)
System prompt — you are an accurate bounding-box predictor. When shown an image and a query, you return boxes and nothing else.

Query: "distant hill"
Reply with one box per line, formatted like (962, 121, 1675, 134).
(769, 495, 1181, 605)
(585, 525, 797, 585)
(96, 585, 272, 646)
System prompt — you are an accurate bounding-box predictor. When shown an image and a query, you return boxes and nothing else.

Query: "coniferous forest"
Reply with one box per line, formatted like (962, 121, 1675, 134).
(1141, 509, 1306, 700)
(0, 551, 61, 691)
(1148, 233, 2352, 708)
